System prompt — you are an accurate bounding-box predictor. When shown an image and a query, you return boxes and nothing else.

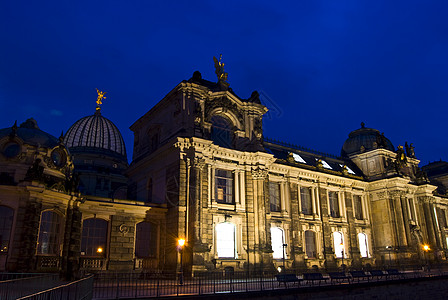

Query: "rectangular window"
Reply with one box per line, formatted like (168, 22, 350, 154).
(437, 208, 447, 229)
(353, 195, 363, 220)
(269, 182, 281, 212)
(215, 169, 233, 204)
(305, 231, 316, 258)
(300, 187, 313, 215)
(329, 191, 340, 218)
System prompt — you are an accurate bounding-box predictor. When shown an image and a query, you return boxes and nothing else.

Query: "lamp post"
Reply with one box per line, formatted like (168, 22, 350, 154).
(340, 243, 345, 272)
(386, 246, 392, 267)
(178, 238, 185, 285)
(423, 244, 430, 272)
(282, 243, 287, 272)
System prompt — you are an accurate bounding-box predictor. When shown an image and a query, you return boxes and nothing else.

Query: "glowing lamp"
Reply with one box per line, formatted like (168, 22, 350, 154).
(178, 238, 185, 247)
(423, 244, 430, 252)
(97, 247, 103, 253)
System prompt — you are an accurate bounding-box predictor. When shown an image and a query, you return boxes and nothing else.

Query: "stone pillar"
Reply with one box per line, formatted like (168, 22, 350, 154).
(318, 186, 336, 270)
(191, 157, 209, 273)
(251, 167, 273, 271)
(61, 201, 82, 280)
(108, 215, 135, 271)
(345, 192, 361, 268)
(289, 182, 306, 271)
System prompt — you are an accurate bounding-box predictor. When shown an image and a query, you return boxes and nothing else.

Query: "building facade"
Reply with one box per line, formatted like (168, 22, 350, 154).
(1, 62, 448, 277)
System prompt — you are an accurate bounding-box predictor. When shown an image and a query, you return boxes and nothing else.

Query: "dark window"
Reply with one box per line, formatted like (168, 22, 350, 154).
(81, 218, 108, 257)
(305, 230, 316, 258)
(37, 211, 62, 255)
(135, 222, 158, 258)
(354, 195, 363, 220)
(211, 115, 233, 148)
(300, 187, 313, 215)
(438, 208, 447, 229)
(147, 178, 153, 202)
(408, 198, 416, 221)
(329, 191, 340, 218)
(215, 169, 233, 204)
(0, 206, 14, 253)
(269, 182, 281, 212)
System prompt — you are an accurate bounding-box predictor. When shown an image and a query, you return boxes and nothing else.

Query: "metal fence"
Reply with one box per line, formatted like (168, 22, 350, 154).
(17, 275, 94, 300)
(0, 273, 61, 300)
(92, 268, 448, 299)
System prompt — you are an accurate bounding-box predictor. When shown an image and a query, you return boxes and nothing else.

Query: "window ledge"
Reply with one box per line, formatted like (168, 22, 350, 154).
(216, 202, 236, 210)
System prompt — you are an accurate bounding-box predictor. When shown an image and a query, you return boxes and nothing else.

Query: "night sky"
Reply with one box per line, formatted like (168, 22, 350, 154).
(1, 1, 447, 165)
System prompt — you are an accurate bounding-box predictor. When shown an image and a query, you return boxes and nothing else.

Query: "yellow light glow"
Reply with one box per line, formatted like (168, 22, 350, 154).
(423, 244, 430, 252)
(277, 266, 282, 273)
(97, 247, 103, 253)
(178, 238, 186, 247)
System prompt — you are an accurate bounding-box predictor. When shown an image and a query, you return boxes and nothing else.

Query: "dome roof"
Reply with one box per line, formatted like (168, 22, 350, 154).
(64, 112, 127, 159)
(342, 123, 395, 157)
(0, 119, 60, 149)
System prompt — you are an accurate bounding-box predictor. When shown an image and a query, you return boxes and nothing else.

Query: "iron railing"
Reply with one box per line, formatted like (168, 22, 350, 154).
(92, 267, 448, 299)
(0, 273, 60, 300)
(16, 275, 94, 300)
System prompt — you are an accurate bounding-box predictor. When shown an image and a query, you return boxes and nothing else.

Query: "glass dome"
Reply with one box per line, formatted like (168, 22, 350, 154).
(64, 112, 127, 159)
(341, 123, 395, 157)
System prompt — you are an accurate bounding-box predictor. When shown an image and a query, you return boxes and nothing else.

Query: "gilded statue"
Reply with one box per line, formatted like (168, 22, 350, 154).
(213, 55, 228, 83)
(96, 88, 107, 111)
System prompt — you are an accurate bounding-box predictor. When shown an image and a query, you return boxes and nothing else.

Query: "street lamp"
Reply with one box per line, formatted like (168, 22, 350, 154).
(178, 238, 185, 285)
(423, 244, 430, 272)
(340, 243, 345, 271)
(386, 246, 392, 267)
(282, 243, 287, 272)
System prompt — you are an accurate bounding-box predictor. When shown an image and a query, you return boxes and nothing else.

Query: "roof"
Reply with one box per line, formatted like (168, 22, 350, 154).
(64, 111, 127, 160)
(263, 137, 364, 179)
(0, 119, 60, 149)
(341, 123, 395, 157)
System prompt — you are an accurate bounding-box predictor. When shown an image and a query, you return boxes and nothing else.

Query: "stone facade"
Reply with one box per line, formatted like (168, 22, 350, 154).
(1, 67, 448, 277)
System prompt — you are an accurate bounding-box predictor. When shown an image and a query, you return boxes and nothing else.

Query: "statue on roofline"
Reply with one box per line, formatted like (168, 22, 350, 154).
(96, 88, 106, 112)
(213, 55, 228, 83)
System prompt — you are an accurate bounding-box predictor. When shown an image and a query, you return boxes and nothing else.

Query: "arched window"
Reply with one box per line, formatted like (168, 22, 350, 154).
(211, 115, 233, 148)
(135, 222, 157, 258)
(305, 230, 316, 258)
(81, 218, 108, 257)
(215, 222, 236, 258)
(358, 233, 369, 258)
(333, 232, 344, 258)
(37, 211, 63, 255)
(270, 227, 286, 259)
(0, 206, 14, 253)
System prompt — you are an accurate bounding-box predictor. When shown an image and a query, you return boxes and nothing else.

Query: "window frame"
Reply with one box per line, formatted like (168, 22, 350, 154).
(81, 218, 109, 258)
(215, 222, 237, 259)
(328, 191, 340, 218)
(135, 221, 158, 258)
(300, 186, 313, 215)
(270, 227, 286, 259)
(269, 182, 281, 212)
(214, 169, 234, 204)
(36, 210, 63, 256)
(304, 230, 317, 259)
(0, 205, 14, 254)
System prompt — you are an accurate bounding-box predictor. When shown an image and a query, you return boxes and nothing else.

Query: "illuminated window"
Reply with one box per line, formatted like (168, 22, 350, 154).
(300, 187, 313, 215)
(0, 206, 14, 253)
(292, 153, 306, 163)
(81, 218, 108, 257)
(358, 233, 369, 257)
(37, 211, 62, 255)
(271, 227, 286, 259)
(269, 182, 281, 212)
(329, 191, 340, 218)
(353, 195, 363, 220)
(215, 169, 233, 204)
(215, 222, 236, 258)
(135, 222, 157, 258)
(211, 115, 233, 148)
(316, 158, 332, 169)
(333, 232, 344, 258)
(305, 230, 316, 258)
(339, 164, 355, 175)
(437, 208, 447, 229)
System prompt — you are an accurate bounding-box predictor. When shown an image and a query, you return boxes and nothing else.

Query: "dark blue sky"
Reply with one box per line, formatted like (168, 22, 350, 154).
(1, 1, 447, 164)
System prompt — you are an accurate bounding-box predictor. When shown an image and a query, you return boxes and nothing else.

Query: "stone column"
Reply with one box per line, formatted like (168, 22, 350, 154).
(108, 215, 135, 271)
(345, 192, 361, 268)
(289, 182, 305, 271)
(318, 186, 336, 270)
(251, 167, 273, 271)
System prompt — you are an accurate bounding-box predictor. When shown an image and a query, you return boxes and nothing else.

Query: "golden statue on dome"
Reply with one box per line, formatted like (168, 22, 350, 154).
(96, 88, 106, 112)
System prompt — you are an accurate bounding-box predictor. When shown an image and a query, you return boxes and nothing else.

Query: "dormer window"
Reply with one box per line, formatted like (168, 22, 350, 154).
(211, 115, 233, 148)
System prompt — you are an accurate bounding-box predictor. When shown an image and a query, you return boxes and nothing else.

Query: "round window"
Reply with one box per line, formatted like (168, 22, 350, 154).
(51, 148, 67, 167)
(3, 142, 20, 158)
